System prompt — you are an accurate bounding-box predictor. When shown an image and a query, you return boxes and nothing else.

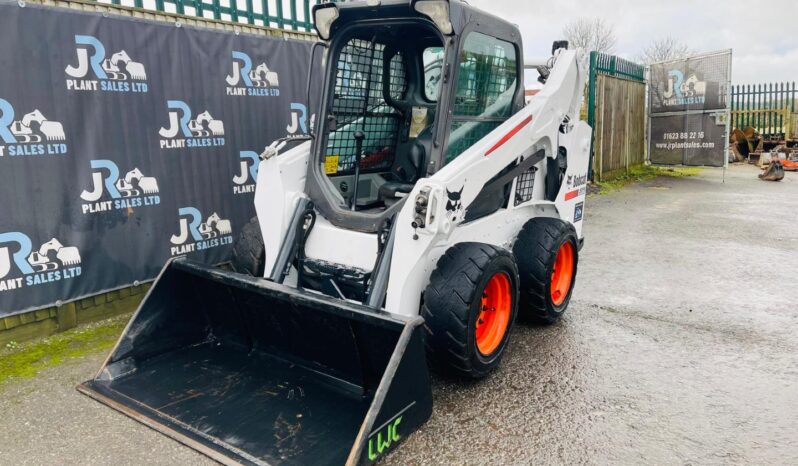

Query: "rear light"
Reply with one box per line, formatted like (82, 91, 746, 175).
(413, 0, 453, 35)
(313, 4, 339, 41)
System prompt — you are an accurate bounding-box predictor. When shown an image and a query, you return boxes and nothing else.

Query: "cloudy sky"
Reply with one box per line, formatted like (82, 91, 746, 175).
(468, 0, 797, 86)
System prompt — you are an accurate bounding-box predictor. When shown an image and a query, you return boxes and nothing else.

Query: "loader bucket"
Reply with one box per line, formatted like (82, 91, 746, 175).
(78, 259, 432, 466)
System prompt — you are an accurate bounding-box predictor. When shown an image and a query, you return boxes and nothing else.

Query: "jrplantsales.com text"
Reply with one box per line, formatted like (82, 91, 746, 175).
(655, 141, 715, 150)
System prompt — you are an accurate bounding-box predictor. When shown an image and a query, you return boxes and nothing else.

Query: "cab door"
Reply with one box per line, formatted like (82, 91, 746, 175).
(437, 27, 523, 168)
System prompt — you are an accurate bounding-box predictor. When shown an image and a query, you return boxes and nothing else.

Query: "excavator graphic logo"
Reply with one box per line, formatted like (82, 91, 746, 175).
(169, 208, 234, 256)
(65, 35, 148, 93)
(80, 159, 161, 214)
(225, 51, 280, 97)
(232, 151, 260, 195)
(0, 233, 82, 292)
(0, 99, 68, 157)
(158, 100, 225, 150)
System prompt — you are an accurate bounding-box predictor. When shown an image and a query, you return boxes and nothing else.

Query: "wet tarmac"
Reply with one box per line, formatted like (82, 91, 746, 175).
(386, 164, 798, 465)
(1, 164, 796, 465)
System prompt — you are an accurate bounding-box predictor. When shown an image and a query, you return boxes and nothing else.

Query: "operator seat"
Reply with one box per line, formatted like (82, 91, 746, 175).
(379, 126, 433, 202)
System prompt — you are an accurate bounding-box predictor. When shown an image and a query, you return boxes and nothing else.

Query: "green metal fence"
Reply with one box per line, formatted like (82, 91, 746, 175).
(587, 51, 645, 128)
(102, 0, 320, 31)
(731, 82, 797, 140)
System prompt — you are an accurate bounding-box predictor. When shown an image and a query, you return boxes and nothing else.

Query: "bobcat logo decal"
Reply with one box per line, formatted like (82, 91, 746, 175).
(446, 187, 464, 222)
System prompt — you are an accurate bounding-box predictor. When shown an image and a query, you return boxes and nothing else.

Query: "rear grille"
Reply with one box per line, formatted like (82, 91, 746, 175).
(514, 166, 537, 206)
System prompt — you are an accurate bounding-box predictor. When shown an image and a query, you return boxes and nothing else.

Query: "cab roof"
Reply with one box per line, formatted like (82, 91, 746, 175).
(318, 0, 520, 40)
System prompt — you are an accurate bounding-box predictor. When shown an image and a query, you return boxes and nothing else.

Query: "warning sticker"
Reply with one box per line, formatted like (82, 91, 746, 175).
(574, 202, 584, 222)
(325, 155, 340, 175)
(410, 107, 429, 138)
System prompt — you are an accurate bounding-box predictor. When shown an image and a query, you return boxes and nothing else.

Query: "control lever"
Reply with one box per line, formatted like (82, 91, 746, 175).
(350, 130, 366, 211)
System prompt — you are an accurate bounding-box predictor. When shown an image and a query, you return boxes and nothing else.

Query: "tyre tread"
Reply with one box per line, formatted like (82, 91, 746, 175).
(231, 217, 266, 277)
(512, 218, 578, 324)
(422, 242, 518, 378)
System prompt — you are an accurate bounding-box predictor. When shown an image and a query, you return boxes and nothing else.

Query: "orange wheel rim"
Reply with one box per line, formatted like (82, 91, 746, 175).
(476, 272, 512, 356)
(550, 241, 575, 306)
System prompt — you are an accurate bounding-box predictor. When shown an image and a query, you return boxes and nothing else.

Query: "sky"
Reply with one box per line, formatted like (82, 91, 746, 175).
(468, 0, 798, 86)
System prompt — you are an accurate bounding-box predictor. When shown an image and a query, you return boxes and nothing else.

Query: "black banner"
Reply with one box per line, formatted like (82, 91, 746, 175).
(0, 2, 318, 316)
(649, 52, 731, 115)
(649, 113, 728, 167)
(648, 51, 731, 167)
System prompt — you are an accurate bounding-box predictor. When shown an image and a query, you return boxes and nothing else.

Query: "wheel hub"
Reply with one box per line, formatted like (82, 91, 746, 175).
(475, 272, 512, 356)
(550, 241, 575, 306)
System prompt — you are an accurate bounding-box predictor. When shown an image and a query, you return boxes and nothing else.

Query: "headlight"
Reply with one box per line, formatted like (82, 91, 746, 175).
(413, 0, 453, 35)
(313, 4, 339, 41)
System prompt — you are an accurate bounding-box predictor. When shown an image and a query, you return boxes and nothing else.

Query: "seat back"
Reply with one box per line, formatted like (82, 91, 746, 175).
(391, 126, 433, 183)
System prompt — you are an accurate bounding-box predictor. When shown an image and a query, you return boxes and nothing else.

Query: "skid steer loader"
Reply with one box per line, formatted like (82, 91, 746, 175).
(79, 1, 592, 464)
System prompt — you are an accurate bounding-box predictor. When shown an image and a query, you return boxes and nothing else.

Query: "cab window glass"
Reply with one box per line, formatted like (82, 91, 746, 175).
(423, 47, 445, 101)
(446, 33, 517, 163)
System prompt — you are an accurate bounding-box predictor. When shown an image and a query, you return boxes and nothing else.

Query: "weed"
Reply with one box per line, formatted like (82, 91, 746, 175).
(592, 164, 702, 195)
(0, 315, 129, 386)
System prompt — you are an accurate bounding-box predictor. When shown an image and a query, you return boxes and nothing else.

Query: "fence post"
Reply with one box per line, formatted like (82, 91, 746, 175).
(625, 80, 631, 174)
(290, 0, 298, 29)
(261, 0, 270, 27)
(792, 82, 797, 139)
(276, 0, 285, 28)
(304, 0, 312, 31)
(230, 0, 239, 22)
(780, 82, 785, 137)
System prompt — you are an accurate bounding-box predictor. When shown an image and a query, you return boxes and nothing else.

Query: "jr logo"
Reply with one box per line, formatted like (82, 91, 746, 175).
(232, 151, 260, 195)
(80, 159, 161, 214)
(65, 35, 107, 80)
(663, 69, 706, 106)
(367, 416, 402, 461)
(0, 98, 68, 158)
(65, 35, 148, 93)
(664, 70, 684, 100)
(0, 232, 82, 292)
(286, 103, 315, 136)
(0, 232, 34, 280)
(225, 51, 280, 97)
(159, 100, 225, 150)
(170, 208, 234, 256)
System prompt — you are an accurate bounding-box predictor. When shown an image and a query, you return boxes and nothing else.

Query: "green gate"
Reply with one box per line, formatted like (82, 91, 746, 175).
(586, 52, 647, 181)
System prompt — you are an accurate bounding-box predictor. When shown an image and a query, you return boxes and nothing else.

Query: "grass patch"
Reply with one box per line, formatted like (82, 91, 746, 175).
(0, 315, 129, 386)
(592, 164, 702, 195)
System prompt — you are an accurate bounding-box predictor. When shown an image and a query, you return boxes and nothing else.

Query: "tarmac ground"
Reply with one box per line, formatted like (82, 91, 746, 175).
(1, 164, 796, 465)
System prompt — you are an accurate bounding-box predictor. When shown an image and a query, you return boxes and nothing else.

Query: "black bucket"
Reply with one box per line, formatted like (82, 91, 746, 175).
(78, 259, 432, 466)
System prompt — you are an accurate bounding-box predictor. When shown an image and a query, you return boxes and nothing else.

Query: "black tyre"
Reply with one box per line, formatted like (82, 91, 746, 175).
(231, 217, 266, 277)
(422, 243, 519, 378)
(513, 217, 578, 324)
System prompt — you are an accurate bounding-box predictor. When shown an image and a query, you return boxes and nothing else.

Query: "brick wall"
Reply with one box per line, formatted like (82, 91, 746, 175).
(0, 283, 151, 347)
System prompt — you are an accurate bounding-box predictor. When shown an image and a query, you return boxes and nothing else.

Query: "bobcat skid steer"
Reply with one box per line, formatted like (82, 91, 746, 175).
(79, 1, 592, 464)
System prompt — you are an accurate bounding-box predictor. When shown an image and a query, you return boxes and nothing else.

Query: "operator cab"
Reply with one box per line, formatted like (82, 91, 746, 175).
(307, 0, 524, 233)
(322, 25, 442, 211)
